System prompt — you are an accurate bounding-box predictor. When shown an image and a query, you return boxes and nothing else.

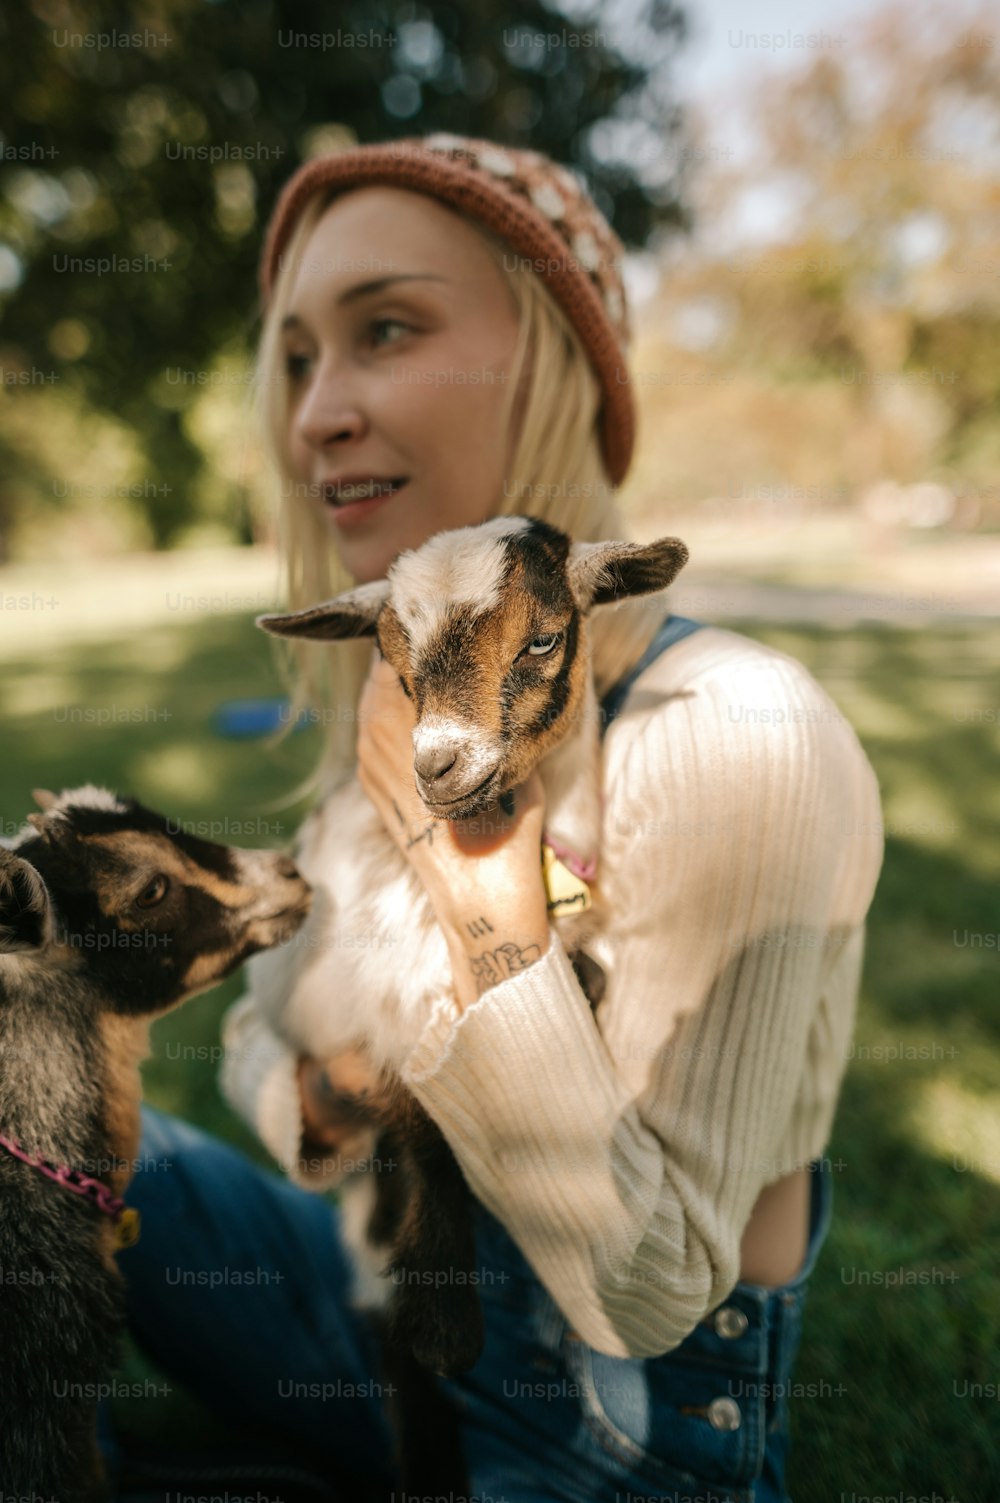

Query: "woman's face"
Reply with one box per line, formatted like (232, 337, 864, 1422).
(279, 186, 522, 583)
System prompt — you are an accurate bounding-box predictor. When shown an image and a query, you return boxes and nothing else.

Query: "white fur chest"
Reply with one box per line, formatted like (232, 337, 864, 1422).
(250, 781, 454, 1073)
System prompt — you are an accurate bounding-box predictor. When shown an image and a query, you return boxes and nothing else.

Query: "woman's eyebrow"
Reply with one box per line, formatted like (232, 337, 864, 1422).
(281, 274, 450, 330)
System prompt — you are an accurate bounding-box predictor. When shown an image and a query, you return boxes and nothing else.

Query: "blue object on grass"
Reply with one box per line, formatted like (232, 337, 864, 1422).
(213, 698, 306, 737)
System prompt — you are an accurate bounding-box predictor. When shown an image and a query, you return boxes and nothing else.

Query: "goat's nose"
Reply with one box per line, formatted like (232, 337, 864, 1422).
(414, 743, 459, 784)
(273, 854, 300, 879)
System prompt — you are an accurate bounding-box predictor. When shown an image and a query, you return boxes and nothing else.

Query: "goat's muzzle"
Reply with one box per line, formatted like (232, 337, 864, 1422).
(412, 721, 503, 816)
(415, 759, 502, 818)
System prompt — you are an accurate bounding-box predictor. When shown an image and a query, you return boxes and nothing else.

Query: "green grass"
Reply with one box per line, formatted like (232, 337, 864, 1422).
(2, 608, 998, 1495)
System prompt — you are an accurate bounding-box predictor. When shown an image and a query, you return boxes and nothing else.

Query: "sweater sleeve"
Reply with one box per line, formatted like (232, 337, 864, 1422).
(400, 635, 885, 1358)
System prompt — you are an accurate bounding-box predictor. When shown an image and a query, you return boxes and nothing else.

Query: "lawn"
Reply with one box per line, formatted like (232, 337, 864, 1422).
(2, 594, 997, 1496)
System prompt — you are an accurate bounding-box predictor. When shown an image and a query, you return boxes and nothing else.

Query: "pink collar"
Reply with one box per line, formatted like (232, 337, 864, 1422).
(542, 832, 597, 884)
(0, 1129, 127, 1220)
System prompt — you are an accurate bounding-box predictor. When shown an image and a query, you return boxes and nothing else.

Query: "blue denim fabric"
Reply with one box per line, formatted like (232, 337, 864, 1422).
(446, 1166, 833, 1503)
(101, 1106, 833, 1502)
(599, 613, 705, 734)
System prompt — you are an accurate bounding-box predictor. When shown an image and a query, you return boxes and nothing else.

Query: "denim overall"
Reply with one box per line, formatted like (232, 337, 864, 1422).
(101, 612, 833, 1502)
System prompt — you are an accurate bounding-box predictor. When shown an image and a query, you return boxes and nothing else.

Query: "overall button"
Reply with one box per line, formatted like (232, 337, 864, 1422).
(713, 1305, 749, 1339)
(707, 1396, 742, 1431)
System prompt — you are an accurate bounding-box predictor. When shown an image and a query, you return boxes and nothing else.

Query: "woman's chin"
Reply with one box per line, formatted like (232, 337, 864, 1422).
(318, 490, 498, 583)
(317, 507, 393, 583)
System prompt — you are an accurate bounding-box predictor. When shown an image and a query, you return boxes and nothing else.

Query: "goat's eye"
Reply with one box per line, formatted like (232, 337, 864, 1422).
(526, 633, 560, 657)
(136, 875, 170, 909)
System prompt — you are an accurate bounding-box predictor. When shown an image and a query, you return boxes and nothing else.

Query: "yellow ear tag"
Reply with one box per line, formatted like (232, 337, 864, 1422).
(114, 1207, 141, 1250)
(541, 843, 592, 917)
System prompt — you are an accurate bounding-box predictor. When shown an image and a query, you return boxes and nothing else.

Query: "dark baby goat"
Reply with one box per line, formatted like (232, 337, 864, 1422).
(0, 786, 310, 1502)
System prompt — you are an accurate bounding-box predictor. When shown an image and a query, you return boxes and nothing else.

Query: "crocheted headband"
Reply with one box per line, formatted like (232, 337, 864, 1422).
(259, 133, 636, 485)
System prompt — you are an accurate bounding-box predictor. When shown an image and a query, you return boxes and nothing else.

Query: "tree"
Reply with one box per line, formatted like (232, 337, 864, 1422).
(0, 0, 688, 554)
(643, 3, 1000, 517)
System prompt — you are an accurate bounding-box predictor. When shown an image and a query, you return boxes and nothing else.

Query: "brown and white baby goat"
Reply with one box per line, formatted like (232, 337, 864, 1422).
(252, 516, 688, 1375)
(0, 787, 310, 1502)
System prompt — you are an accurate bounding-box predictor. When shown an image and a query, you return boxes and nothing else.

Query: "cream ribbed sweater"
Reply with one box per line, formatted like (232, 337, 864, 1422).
(219, 623, 884, 1359)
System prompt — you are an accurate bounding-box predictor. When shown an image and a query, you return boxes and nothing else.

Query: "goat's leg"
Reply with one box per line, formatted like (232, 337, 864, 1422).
(318, 1057, 485, 1375)
(377, 1082, 485, 1376)
(570, 946, 606, 1007)
(375, 1311, 471, 1496)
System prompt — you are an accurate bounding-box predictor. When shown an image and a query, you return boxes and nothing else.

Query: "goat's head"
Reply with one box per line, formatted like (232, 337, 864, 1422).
(259, 517, 688, 819)
(6, 786, 312, 1014)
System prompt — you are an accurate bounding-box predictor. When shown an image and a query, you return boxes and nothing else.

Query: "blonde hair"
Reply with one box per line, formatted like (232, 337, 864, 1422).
(252, 185, 664, 798)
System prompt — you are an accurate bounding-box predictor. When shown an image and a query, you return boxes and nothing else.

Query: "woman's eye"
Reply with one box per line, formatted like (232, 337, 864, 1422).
(136, 875, 170, 909)
(526, 633, 560, 657)
(284, 320, 410, 377)
(369, 317, 411, 348)
(284, 353, 311, 381)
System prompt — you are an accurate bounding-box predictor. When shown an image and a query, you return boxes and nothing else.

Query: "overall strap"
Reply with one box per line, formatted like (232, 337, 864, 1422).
(599, 614, 705, 738)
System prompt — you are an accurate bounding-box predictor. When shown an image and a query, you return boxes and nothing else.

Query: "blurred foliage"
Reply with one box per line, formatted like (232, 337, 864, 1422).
(0, 0, 688, 557)
(627, 4, 1000, 531)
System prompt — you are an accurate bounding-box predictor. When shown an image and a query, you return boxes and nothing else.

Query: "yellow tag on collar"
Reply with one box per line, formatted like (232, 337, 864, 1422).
(113, 1207, 141, 1250)
(541, 843, 592, 917)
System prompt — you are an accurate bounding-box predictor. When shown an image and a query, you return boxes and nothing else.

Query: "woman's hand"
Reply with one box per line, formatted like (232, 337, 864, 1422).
(297, 1049, 379, 1159)
(356, 652, 551, 1009)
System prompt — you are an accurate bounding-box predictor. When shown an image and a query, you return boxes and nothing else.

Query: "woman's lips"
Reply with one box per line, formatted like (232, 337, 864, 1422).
(321, 477, 409, 524)
(323, 477, 408, 504)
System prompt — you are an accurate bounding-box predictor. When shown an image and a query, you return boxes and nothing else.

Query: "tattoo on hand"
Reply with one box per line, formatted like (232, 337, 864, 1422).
(315, 1068, 338, 1106)
(465, 915, 494, 939)
(469, 940, 542, 996)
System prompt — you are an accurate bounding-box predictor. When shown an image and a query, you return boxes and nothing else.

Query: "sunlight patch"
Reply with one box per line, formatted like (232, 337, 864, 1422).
(132, 743, 219, 805)
(909, 1077, 1000, 1185)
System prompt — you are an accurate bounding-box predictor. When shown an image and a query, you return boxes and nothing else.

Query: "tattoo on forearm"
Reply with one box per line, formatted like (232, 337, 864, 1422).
(469, 940, 542, 995)
(405, 824, 435, 850)
(465, 915, 494, 939)
(392, 796, 435, 849)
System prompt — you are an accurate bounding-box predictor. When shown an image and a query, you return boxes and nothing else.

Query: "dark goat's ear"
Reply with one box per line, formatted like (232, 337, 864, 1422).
(0, 853, 52, 955)
(568, 537, 689, 610)
(257, 579, 390, 641)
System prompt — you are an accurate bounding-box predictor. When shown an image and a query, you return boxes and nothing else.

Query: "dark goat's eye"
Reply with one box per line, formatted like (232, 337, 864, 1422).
(526, 633, 560, 657)
(136, 875, 170, 908)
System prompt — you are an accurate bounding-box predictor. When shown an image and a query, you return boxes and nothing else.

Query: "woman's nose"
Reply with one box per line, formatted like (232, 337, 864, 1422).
(294, 363, 368, 449)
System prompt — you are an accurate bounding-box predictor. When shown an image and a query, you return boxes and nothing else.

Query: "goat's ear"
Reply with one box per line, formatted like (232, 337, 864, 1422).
(32, 787, 57, 811)
(0, 854, 53, 955)
(257, 579, 390, 642)
(568, 537, 689, 610)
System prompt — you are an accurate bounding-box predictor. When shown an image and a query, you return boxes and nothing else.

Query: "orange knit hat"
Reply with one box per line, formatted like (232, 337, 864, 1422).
(259, 133, 636, 485)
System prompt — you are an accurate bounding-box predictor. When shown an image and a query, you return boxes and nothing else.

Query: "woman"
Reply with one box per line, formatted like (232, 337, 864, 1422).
(113, 135, 884, 1501)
